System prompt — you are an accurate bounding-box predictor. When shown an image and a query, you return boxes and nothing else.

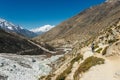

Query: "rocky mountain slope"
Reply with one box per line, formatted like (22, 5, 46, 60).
(0, 18, 37, 38)
(0, 0, 120, 80)
(36, 0, 120, 80)
(34, 0, 120, 47)
(0, 29, 56, 55)
(40, 16, 120, 80)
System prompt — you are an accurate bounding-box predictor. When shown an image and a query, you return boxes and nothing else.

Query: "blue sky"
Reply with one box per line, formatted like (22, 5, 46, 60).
(0, 0, 105, 29)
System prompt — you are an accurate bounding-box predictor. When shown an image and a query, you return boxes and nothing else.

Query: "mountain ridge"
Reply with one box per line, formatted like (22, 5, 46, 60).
(0, 18, 37, 38)
(40, 11, 120, 80)
(34, 0, 120, 47)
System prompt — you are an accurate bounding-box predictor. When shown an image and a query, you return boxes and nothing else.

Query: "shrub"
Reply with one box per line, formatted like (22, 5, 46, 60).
(102, 46, 108, 55)
(39, 76, 46, 80)
(71, 54, 83, 64)
(96, 48, 102, 53)
(80, 56, 104, 71)
(108, 29, 113, 34)
(56, 63, 73, 80)
(94, 45, 99, 49)
(108, 39, 118, 44)
(45, 75, 52, 80)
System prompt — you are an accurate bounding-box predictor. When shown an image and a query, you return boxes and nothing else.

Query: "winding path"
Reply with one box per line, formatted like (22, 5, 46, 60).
(27, 40, 56, 54)
(17, 40, 56, 54)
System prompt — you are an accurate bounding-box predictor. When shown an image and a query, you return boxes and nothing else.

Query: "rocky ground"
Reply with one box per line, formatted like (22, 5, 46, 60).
(0, 53, 63, 80)
(40, 20, 120, 80)
(0, 17, 120, 80)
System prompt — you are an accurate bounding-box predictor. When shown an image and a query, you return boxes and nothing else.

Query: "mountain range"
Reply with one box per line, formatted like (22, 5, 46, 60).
(0, 18, 55, 38)
(0, 18, 38, 38)
(0, 0, 120, 80)
(0, 18, 56, 55)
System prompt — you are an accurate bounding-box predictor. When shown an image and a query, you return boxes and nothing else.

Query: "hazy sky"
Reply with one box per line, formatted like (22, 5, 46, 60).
(0, 0, 105, 29)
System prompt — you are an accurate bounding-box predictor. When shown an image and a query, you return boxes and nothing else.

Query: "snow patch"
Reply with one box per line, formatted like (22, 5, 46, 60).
(31, 24, 55, 33)
(7, 26, 13, 30)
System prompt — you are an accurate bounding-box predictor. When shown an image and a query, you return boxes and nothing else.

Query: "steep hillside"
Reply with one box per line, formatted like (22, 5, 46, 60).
(37, 0, 120, 80)
(34, 0, 120, 47)
(0, 29, 56, 55)
(40, 17, 120, 80)
(0, 29, 36, 53)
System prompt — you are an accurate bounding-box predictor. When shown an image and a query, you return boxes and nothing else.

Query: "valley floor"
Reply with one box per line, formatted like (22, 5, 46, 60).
(0, 53, 63, 80)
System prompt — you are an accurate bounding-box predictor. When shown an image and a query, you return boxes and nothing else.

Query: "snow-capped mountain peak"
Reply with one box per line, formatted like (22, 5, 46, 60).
(0, 18, 21, 31)
(0, 18, 37, 38)
(31, 24, 55, 34)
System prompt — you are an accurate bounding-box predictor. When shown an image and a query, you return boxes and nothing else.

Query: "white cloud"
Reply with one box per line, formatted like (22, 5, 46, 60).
(30, 24, 55, 33)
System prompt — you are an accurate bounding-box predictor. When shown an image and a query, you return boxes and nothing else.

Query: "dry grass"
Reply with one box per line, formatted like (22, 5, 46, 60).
(96, 48, 102, 53)
(74, 56, 104, 80)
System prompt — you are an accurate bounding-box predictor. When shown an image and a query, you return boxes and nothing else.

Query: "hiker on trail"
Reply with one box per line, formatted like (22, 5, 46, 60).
(91, 43, 95, 52)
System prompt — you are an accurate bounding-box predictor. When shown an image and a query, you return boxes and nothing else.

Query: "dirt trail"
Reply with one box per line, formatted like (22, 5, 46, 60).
(80, 55, 120, 80)
(16, 40, 56, 54)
